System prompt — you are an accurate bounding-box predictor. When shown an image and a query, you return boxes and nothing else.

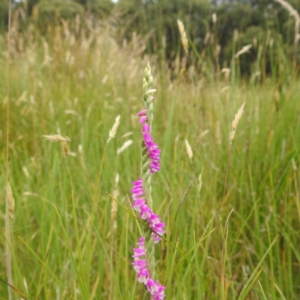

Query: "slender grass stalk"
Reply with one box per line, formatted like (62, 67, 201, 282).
(5, 1, 13, 299)
(222, 102, 245, 205)
(220, 209, 234, 300)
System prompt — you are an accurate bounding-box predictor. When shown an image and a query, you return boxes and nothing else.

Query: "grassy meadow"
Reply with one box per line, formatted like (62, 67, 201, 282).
(1, 15, 300, 300)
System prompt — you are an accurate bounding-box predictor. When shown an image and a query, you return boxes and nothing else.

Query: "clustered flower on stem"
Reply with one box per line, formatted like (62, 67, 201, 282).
(137, 110, 161, 174)
(132, 179, 165, 243)
(131, 63, 165, 299)
(133, 237, 165, 300)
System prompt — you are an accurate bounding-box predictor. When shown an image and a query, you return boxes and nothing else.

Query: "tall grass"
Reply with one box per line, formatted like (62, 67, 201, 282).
(1, 14, 300, 300)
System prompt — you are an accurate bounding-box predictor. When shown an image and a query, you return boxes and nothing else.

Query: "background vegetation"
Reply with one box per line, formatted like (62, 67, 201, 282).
(1, 0, 300, 299)
(0, 0, 300, 76)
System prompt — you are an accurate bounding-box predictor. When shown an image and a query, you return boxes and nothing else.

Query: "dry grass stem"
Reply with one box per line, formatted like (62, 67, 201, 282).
(107, 115, 121, 143)
(62, 142, 76, 156)
(235, 45, 252, 58)
(174, 179, 194, 220)
(177, 19, 189, 54)
(230, 102, 246, 144)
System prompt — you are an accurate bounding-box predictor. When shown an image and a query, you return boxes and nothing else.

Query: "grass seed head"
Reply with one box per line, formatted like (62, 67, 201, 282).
(275, 0, 300, 44)
(235, 44, 252, 58)
(177, 19, 189, 54)
(185, 139, 193, 160)
(111, 173, 120, 230)
(117, 140, 133, 155)
(43, 134, 71, 143)
(197, 173, 203, 194)
(230, 102, 245, 144)
(107, 115, 121, 144)
(212, 13, 217, 24)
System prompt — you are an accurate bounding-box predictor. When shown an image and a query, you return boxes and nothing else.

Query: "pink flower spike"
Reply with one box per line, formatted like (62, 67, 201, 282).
(137, 268, 150, 284)
(132, 237, 146, 259)
(142, 123, 150, 134)
(146, 279, 165, 299)
(137, 237, 145, 246)
(132, 198, 146, 211)
(132, 259, 147, 272)
(153, 233, 162, 243)
(140, 115, 148, 124)
(140, 204, 151, 219)
(132, 248, 146, 259)
(137, 109, 147, 116)
(153, 285, 166, 300)
(132, 191, 144, 200)
(132, 178, 143, 188)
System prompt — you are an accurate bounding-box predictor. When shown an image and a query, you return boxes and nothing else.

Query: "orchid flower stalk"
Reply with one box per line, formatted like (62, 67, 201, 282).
(131, 63, 165, 300)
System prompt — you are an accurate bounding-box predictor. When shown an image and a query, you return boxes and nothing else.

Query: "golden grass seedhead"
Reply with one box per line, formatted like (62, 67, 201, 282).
(107, 115, 121, 144)
(43, 134, 71, 142)
(235, 44, 252, 58)
(221, 68, 231, 81)
(212, 13, 217, 24)
(230, 102, 245, 144)
(111, 173, 120, 230)
(177, 19, 189, 54)
(117, 140, 133, 155)
(43, 134, 75, 156)
(185, 139, 193, 160)
(198, 130, 210, 142)
(275, 0, 300, 24)
(22, 166, 30, 178)
(197, 173, 203, 194)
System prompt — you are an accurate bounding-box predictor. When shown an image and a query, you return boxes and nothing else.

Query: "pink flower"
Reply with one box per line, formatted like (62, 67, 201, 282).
(140, 204, 152, 219)
(131, 180, 165, 242)
(131, 179, 146, 212)
(132, 237, 146, 260)
(132, 198, 146, 212)
(132, 237, 165, 299)
(137, 110, 147, 117)
(132, 259, 147, 272)
(137, 268, 150, 284)
(137, 113, 161, 174)
(146, 279, 166, 300)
